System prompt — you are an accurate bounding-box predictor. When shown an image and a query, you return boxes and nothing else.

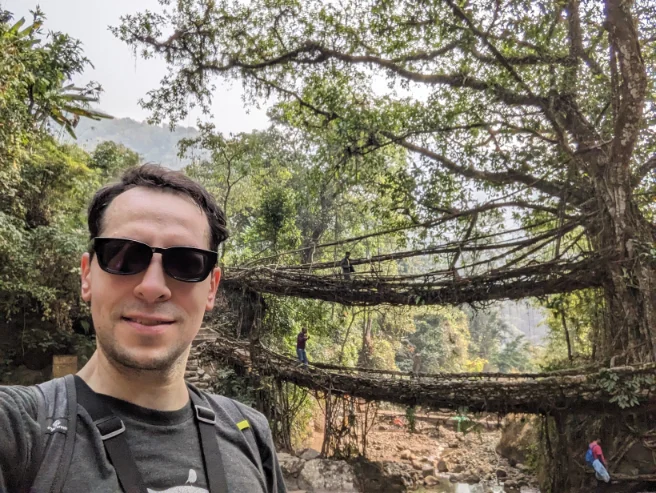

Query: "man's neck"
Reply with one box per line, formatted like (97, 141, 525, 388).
(77, 350, 190, 411)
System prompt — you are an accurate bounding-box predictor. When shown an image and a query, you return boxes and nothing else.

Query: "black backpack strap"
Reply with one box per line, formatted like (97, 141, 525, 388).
(188, 389, 230, 493)
(54, 375, 78, 493)
(23, 386, 48, 493)
(74, 376, 148, 493)
(31, 375, 79, 493)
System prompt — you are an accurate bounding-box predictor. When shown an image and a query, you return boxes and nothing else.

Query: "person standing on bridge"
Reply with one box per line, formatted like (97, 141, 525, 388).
(340, 252, 355, 280)
(296, 327, 310, 366)
(586, 437, 610, 487)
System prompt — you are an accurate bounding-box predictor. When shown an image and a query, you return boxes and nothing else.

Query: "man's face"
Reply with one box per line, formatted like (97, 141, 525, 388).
(80, 187, 221, 372)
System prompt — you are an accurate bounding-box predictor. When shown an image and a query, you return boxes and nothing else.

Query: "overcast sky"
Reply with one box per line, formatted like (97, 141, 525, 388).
(2, 0, 271, 133)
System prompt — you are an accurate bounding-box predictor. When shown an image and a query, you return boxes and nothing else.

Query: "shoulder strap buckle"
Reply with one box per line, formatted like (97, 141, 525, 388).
(194, 405, 216, 425)
(94, 415, 126, 441)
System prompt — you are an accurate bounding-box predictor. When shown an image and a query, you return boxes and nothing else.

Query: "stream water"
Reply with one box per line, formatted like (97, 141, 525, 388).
(419, 483, 540, 493)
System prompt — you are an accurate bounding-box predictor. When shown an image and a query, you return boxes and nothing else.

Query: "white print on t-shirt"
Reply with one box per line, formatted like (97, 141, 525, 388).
(146, 468, 208, 493)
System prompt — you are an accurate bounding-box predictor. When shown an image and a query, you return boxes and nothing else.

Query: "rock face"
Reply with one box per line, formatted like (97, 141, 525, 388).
(496, 414, 538, 464)
(351, 457, 421, 493)
(278, 452, 358, 492)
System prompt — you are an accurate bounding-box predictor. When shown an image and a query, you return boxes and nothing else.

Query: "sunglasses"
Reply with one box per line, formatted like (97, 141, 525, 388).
(92, 237, 218, 283)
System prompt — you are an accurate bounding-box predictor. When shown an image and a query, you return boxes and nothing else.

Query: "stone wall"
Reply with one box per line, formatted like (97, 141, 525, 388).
(185, 326, 219, 391)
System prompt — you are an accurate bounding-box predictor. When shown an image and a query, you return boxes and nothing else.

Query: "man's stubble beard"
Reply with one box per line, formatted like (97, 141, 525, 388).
(96, 320, 190, 373)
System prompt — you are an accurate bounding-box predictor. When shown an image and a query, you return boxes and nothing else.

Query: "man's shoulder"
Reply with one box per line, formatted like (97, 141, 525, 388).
(0, 383, 41, 415)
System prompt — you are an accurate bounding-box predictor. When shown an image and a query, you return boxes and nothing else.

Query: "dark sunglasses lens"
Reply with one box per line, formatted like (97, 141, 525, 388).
(96, 239, 152, 275)
(163, 248, 215, 281)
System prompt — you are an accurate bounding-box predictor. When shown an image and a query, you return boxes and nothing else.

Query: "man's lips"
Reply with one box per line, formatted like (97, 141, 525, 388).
(121, 314, 175, 332)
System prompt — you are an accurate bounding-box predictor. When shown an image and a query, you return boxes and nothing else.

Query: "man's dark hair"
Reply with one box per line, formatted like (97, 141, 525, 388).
(88, 164, 229, 251)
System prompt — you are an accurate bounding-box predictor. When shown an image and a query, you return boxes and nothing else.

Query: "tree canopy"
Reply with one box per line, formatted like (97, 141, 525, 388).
(117, 0, 656, 362)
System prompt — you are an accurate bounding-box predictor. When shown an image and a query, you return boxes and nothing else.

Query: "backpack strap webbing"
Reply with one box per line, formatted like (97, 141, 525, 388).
(31, 375, 78, 493)
(75, 376, 230, 493)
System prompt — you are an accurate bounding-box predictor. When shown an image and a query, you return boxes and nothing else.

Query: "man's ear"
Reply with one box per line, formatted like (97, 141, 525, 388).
(205, 267, 222, 311)
(81, 252, 92, 302)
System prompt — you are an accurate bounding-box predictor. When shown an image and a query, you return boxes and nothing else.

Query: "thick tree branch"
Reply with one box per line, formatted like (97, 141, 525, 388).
(383, 132, 587, 203)
(633, 154, 656, 187)
(606, 0, 648, 167)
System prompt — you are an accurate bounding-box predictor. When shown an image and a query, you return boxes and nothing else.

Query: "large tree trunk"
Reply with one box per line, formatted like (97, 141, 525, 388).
(586, 141, 656, 365)
(594, 202, 656, 364)
(587, 0, 656, 364)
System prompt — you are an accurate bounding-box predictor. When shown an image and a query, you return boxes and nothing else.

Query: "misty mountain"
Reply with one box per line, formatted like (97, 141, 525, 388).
(64, 117, 200, 170)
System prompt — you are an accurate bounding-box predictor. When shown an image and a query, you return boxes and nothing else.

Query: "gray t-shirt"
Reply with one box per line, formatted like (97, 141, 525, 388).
(0, 378, 286, 493)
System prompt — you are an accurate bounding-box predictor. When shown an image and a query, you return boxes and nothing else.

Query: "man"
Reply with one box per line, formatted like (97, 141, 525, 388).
(296, 327, 309, 366)
(587, 437, 610, 486)
(340, 251, 355, 280)
(0, 165, 286, 492)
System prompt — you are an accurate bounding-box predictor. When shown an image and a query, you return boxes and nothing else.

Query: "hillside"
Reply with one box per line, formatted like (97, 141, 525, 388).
(64, 117, 200, 170)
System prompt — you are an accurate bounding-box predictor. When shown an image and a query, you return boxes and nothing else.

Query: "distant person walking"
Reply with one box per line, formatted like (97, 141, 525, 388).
(412, 352, 422, 377)
(340, 252, 355, 280)
(296, 327, 309, 366)
(585, 438, 610, 488)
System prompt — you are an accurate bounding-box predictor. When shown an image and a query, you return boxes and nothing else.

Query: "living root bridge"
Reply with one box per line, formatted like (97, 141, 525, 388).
(222, 257, 603, 306)
(199, 336, 656, 415)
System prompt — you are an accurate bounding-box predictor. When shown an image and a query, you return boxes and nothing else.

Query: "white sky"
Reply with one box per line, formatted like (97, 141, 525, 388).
(2, 0, 271, 133)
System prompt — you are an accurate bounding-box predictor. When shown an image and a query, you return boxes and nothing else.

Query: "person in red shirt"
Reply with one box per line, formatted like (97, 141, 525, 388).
(588, 437, 610, 487)
(590, 438, 606, 466)
(296, 327, 309, 366)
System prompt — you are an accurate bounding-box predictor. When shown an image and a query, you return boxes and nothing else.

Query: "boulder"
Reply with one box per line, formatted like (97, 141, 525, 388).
(399, 449, 414, 461)
(452, 464, 466, 473)
(277, 452, 306, 490)
(297, 458, 358, 492)
(352, 457, 418, 493)
(424, 475, 440, 486)
(298, 448, 321, 461)
(421, 464, 435, 477)
(464, 474, 480, 484)
(449, 473, 464, 483)
(496, 468, 508, 479)
(437, 460, 449, 473)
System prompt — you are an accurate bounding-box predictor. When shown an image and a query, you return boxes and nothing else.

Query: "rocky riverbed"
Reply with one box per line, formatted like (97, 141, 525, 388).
(280, 411, 540, 492)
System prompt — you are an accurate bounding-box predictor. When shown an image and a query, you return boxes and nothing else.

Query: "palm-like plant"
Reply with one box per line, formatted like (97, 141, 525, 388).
(37, 82, 113, 139)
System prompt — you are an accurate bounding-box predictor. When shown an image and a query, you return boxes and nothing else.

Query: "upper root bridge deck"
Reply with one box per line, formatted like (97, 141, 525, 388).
(199, 336, 656, 415)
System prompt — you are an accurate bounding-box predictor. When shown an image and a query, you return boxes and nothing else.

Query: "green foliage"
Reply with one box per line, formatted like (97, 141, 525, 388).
(89, 141, 141, 180)
(596, 370, 656, 409)
(397, 306, 470, 373)
(0, 139, 96, 332)
(211, 367, 258, 407)
(0, 7, 107, 195)
(254, 187, 301, 251)
(405, 405, 416, 433)
(494, 335, 536, 373)
(541, 291, 600, 367)
(465, 305, 512, 368)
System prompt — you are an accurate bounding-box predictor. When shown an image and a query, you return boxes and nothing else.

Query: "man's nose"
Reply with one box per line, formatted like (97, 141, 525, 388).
(133, 254, 172, 303)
